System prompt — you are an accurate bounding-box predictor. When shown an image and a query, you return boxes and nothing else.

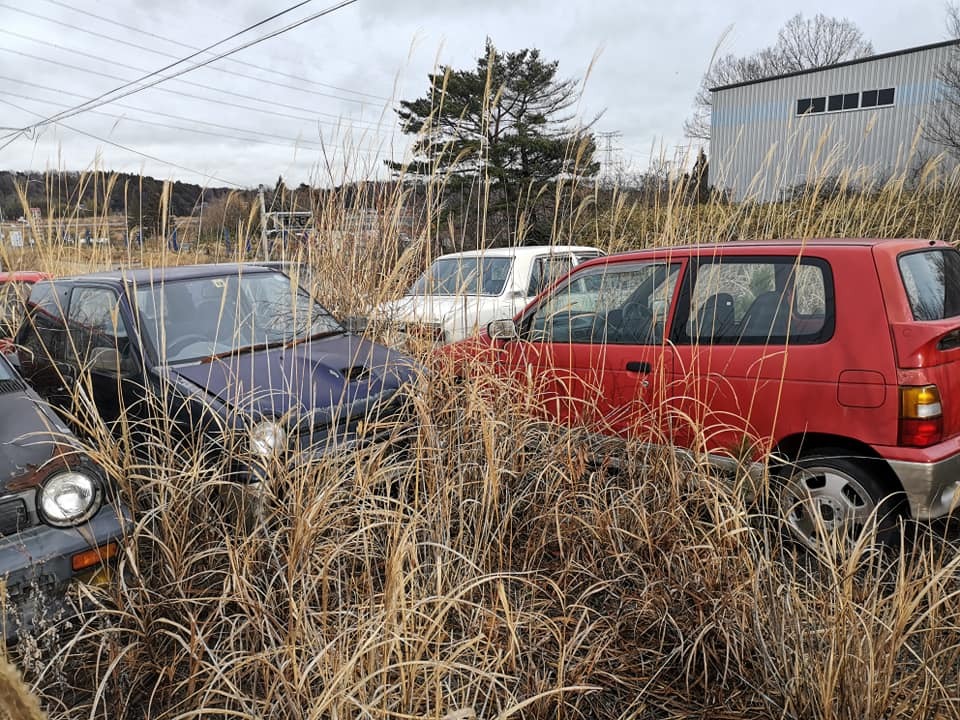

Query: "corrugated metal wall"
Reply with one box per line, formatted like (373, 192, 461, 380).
(709, 44, 958, 201)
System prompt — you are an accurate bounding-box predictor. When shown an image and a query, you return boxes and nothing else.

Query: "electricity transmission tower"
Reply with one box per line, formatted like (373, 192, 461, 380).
(596, 131, 622, 187)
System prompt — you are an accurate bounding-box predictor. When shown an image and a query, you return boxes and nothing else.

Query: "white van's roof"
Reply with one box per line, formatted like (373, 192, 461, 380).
(432, 245, 602, 260)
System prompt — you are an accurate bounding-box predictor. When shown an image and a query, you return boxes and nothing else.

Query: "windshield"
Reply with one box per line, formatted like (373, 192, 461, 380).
(408, 256, 514, 296)
(133, 271, 343, 364)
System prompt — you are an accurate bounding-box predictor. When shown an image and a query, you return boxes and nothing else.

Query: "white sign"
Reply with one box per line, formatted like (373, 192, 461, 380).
(9, 231, 22, 248)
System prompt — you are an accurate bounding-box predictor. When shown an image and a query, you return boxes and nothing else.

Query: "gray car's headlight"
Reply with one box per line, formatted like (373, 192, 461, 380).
(39, 471, 101, 527)
(250, 420, 287, 457)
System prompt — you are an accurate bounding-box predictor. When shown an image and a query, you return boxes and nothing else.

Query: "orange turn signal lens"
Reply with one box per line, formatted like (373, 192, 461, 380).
(900, 385, 942, 419)
(899, 385, 943, 447)
(71, 542, 119, 572)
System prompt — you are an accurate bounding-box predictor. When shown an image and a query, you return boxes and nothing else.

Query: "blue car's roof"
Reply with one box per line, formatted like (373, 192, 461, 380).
(60, 262, 277, 285)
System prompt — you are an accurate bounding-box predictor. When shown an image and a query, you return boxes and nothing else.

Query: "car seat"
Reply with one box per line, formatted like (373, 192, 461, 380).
(740, 291, 790, 339)
(694, 292, 735, 341)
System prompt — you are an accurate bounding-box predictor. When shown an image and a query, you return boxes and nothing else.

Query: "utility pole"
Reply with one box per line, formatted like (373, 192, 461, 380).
(258, 184, 269, 261)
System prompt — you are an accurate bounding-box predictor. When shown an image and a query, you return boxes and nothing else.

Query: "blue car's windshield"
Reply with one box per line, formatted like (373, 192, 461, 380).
(133, 271, 342, 364)
(407, 256, 513, 296)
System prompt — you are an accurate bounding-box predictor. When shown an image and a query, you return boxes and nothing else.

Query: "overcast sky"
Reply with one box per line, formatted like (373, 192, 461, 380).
(0, 0, 952, 189)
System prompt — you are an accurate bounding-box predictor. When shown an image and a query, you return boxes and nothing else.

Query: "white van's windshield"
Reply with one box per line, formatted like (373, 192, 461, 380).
(408, 257, 514, 297)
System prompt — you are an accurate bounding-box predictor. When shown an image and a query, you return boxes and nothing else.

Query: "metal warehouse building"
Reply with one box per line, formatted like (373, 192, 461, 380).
(709, 40, 959, 201)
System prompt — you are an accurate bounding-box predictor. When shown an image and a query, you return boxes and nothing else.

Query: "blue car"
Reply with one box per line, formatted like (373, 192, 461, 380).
(16, 263, 418, 481)
(0, 351, 128, 641)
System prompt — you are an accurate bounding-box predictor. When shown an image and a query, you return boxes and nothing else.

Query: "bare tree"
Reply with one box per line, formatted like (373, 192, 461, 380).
(685, 13, 873, 140)
(923, 3, 960, 157)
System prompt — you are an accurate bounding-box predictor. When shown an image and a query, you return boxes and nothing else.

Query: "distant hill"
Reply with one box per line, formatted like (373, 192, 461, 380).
(0, 170, 244, 225)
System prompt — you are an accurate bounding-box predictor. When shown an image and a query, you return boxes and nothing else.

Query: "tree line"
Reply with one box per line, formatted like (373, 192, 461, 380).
(0, 170, 236, 227)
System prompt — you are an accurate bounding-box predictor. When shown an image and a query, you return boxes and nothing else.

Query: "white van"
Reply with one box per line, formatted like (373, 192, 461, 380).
(376, 245, 603, 343)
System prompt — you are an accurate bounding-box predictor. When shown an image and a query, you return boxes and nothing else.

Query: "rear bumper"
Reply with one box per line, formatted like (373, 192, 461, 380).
(884, 437, 960, 520)
(0, 503, 130, 640)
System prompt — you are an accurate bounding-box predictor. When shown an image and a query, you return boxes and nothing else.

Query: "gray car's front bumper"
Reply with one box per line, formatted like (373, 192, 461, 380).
(0, 503, 130, 641)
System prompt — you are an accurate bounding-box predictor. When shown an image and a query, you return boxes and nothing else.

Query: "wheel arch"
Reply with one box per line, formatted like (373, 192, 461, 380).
(771, 432, 904, 494)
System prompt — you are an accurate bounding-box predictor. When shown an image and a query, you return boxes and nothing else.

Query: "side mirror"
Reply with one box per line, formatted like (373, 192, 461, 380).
(89, 346, 124, 375)
(487, 318, 518, 341)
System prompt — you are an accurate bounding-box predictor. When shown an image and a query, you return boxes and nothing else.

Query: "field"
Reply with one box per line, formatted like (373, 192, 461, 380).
(2, 165, 960, 720)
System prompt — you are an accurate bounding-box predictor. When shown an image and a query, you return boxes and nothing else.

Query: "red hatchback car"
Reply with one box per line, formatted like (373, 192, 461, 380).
(445, 238, 960, 549)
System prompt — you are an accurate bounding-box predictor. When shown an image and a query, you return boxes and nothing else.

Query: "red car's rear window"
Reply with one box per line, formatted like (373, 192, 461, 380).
(898, 249, 960, 321)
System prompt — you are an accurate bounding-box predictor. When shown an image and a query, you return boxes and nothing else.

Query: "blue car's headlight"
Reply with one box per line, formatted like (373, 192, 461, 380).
(250, 420, 287, 457)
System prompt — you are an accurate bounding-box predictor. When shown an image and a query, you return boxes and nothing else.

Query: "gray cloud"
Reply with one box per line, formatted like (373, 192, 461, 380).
(0, 0, 950, 187)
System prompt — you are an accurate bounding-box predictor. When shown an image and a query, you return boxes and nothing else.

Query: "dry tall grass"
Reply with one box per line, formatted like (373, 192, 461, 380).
(2, 143, 960, 720)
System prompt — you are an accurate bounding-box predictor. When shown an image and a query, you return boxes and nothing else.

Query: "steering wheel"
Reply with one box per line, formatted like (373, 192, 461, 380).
(166, 333, 209, 357)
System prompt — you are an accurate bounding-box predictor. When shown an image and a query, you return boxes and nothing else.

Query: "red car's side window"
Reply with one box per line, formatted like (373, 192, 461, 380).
(524, 262, 681, 346)
(676, 257, 834, 345)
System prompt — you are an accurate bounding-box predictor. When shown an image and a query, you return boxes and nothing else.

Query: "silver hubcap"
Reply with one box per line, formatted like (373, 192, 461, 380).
(780, 465, 877, 549)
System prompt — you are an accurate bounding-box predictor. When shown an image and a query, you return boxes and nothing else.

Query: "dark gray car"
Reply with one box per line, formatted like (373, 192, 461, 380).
(0, 352, 128, 640)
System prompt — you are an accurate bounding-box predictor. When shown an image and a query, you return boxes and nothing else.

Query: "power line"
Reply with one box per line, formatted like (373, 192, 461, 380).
(35, 0, 389, 102)
(3, 0, 359, 143)
(0, 2, 389, 106)
(0, 44, 390, 133)
(1, 88, 319, 150)
(0, 97, 245, 187)
(0, 86, 390, 156)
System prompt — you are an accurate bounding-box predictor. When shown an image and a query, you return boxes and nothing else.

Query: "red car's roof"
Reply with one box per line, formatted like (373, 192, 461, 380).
(589, 238, 947, 265)
(0, 271, 51, 283)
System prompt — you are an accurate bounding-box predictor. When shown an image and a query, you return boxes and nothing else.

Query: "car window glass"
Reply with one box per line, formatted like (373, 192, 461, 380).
(134, 271, 341, 364)
(527, 255, 574, 297)
(408, 257, 514, 296)
(18, 281, 69, 365)
(0, 355, 14, 381)
(0, 282, 31, 335)
(528, 262, 680, 345)
(683, 258, 829, 344)
(67, 287, 131, 360)
(898, 249, 960, 321)
(794, 264, 827, 316)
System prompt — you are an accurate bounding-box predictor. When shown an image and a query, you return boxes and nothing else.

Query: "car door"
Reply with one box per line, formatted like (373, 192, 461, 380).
(64, 285, 143, 426)
(500, 258, 683, 438)
(17, 280, 72, 410)
(669, 254, 835, 458)
(522, 253, 575, 312)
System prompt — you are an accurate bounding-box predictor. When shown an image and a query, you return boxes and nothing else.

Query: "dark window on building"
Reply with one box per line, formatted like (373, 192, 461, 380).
(800, 87, 894, 117)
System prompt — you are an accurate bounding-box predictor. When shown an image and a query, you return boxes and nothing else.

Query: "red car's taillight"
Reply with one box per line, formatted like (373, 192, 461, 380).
(899, 384, 943, 447)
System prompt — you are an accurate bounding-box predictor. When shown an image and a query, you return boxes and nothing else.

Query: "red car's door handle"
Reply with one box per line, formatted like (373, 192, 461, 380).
(625, 361, 651, 373)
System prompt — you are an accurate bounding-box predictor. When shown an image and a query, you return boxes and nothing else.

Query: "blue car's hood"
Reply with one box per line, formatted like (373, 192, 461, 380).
(169, 334, 417, 427)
